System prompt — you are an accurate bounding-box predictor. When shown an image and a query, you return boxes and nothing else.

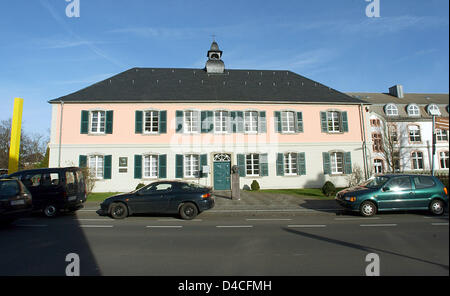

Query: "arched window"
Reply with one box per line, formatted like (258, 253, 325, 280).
(427, 104, 441, 116)
(407, 104, 420, 117)
(385, 104, 398, 116)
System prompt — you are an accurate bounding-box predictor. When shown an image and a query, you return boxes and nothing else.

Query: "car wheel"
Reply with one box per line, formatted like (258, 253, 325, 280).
(360, 201, 377, 217)
(110, 202, 128, 219)
(179, 202, 198, 220)
(43, 204, 58, 218)
(430, 199, 445, 216)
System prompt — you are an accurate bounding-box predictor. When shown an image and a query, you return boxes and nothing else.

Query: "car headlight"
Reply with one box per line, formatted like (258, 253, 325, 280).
(344, 196, 357, 202)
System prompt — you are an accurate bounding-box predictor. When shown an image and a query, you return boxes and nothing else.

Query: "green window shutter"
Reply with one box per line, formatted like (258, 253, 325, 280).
(297, 152, 306, 175)
(260, 153, 268, 177)
(344, 152, 352, 174)
(134, 155, 142, 179)
(200, 154, 208, 177)
(80, 111, 89, 134)
(341, 111, 349, 132)
(322, 152, 331, 175)
(79, 155, 87, 168)
(175, 154, 184, 178)
(237, 154, 246, 177)
(207, 111, 214, 132)
(276, 153, 284, 176)
(135, 111, 143, 134)
(105, 111, 113, 134)
(258, 111, 267, 133)
(201, 111, 208, 133)
(320, 112, 328, 133)
(230, 111, 237, 133)
(103, 155, 112, 180)
(159, 111, 167, 134)
(296, 112, 304, 133)
(158, 154, 167, 178)
(176, 111, 184, 133)
(274, 111, 282, 133)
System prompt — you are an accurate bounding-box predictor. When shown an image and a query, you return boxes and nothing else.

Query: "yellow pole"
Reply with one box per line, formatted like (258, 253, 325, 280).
(8, 98, 24, 174)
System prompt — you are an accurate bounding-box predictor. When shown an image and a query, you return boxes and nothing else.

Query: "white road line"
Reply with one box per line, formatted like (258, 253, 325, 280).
(210, 209, 338, 213)
(287, 225, 326, 228)
(246, 218, 292, 221)
(80, 225, 114, 228)
(146, 226, 183, 228)
(431, 223, 449, 226)
(335, 217, 380, 221)
(216, 225, 253, 228)
(360, 224, 397, 227)
(77, 219, 112, 221)
(156, 219, 203, 222)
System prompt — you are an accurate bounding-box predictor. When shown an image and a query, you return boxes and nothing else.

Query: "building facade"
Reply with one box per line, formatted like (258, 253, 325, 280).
(48, 42, 369, 192)
(349, 86, 449, 177)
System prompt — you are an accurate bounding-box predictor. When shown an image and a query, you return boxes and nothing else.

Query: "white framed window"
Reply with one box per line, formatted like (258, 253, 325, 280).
(330, 152, 344, 174)
(143, 155, 158, 178)
(440, 151, 449, 169)
(184, 110, 200, 133)
(427, 104, 441, 116)
(411, 151, 424, 170)
(244, 111, 258, 133)
(284, 153, 298, 175)
(214, 110, 228, 133)
(88, 155, 104, 179)
(385, 104, 398, 116)
(144, 111, 159, 133)
(408, 125, 421, 142)
(327, 111, 341, 133)
(373, 159, 384, 174)
(281, 111, 295, 133)
(407, 104, 420, 117)
(246, 154, 260, 176)
(184, 154, 200, 178)
(436, 129, 448, 142)
(90, 111, 106, 134)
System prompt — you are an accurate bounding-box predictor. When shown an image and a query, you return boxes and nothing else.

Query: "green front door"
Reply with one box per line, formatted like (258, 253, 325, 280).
(214, 162, 231, 190)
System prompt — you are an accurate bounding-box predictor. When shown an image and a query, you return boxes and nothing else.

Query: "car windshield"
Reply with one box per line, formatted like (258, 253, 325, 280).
(361, 176, 390, 188)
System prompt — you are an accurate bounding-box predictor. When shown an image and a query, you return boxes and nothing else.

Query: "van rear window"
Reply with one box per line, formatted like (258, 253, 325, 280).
(66, 172, 75, 185)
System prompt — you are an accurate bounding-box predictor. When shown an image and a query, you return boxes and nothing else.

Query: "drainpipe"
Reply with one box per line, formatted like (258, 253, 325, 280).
(58, 101, 64, 168)
(360, 103, 369, 180)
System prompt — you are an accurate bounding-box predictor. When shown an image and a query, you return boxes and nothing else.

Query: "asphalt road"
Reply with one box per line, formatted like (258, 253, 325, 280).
(0, 207, 448, 276)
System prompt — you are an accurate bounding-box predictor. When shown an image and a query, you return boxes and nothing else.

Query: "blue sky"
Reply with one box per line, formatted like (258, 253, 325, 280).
(0, 0, 448, 136)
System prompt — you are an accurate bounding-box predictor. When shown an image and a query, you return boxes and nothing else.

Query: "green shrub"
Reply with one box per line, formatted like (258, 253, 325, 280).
(250, 180, 260, 191)
(321, 181, 336, 197)
(135, 183, 146, 190)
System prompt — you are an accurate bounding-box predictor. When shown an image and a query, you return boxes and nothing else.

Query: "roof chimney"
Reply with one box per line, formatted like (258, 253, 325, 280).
(389, 85, 404, 98)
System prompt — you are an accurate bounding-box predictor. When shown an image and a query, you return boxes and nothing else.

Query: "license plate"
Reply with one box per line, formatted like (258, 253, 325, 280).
(68, 196, 77, 201)
(11, 200, 25, 206)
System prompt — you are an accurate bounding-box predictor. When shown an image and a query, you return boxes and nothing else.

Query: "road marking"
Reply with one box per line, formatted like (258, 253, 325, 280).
(360, 224, 397, 227)
(431, 223, 449, 226)
(80, 225, 114, 228)
(335, 217, 380, 221)
(287, 225, 327, 228)
(210, 209, 338, 213)
(216, 225, 253, 228)
(77, 219, 112, 221)
(146, 226, 183, 228)
(156, 219, 203, 222)
(246, 218, 292, 221)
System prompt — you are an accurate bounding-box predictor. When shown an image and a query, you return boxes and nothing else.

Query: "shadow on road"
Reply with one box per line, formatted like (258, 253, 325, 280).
(282, 227, 449, 272)
(0, 211, 101, 276)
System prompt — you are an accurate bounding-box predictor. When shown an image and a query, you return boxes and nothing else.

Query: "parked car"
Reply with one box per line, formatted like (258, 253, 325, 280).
(97, 181, 215, 220)
(336, 174, 448, 217)
(0, 179, 33, 224)
(7, 167, 87, 217)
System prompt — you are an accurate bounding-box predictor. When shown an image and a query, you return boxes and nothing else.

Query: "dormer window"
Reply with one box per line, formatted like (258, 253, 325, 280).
(385, 104, 398, 116)
(427, 104, 441, 116)
(407, 104, 420, 117)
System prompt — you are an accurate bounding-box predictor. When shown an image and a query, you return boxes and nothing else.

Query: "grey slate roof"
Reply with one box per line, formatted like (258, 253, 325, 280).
(49, 68, 365, 104)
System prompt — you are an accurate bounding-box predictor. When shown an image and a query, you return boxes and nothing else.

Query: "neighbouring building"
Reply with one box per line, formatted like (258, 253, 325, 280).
(348, 86, 449, 176)
(48, 41, 371, 192)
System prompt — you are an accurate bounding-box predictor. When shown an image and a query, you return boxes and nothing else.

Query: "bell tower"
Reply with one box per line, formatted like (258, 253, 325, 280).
(205, 40, 225, 73)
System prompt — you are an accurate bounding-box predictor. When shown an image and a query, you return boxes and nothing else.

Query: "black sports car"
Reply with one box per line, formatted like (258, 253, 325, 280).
(97, 181, 214, 220)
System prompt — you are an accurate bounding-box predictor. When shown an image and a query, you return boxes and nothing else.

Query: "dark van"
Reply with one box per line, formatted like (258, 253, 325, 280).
(8, 167, 87, 217)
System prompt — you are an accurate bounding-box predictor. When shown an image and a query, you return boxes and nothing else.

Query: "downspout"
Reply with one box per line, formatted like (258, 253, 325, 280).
(360, 103, 369, 180)
(58, 101, 64, 168)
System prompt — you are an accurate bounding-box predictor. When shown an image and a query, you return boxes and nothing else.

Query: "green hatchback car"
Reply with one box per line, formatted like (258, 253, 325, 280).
(335, 174, 448, 217)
